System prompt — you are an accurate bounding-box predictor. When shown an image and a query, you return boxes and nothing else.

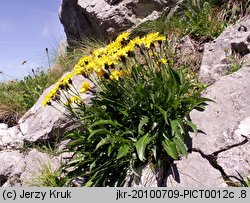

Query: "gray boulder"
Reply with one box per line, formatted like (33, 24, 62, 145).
(19, 149, 61, 186)
(0, 126, 24, 150)
(166, 153, 227, 187)
(59, 0, 170, 44)
(199, 17, 250, 84)
(0, 151, 23, 186)
(191, 66, 250, 154)
(18, 86, 75, 142)
(2, 149, 61, 187)
(124, 163, 166, 187)
(18, 74, 93, 142)
(188, 66, 250, 182)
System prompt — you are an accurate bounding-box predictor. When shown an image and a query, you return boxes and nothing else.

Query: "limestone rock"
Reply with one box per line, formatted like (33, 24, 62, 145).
(125, 163, 165, 187)
(167, 153, 227, 187)
(18, 74, 93, 142)
(0, 126, 24, 150)
(0, 151, 23, 186)
(217, 117, 250, 178)
(2, 149, 61, 187)
(199, 17, 250, 84)
(190, 66, 250, 180)
(191, 66, 250, 153)
(19, 149, 61, 186)
(18, 86, 75, 142)
(59, 0, 170, 44)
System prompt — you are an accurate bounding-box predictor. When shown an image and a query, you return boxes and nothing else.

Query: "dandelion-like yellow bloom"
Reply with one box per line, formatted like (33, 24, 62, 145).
(80, 81, 91, 93)
(60, 72, 74, 86)
(42, 84, 60, 106)
(95, 69, 107, 78)
(158, 58, 167, 65)
(67, 96, 82, 105)
(141, 32, 166, 48)
(115, 32, 130, 43)
(110, 70, 124, 80)
(77, 55, 92, 66)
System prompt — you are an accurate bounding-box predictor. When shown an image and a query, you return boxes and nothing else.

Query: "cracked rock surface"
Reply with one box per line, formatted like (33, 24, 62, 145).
(166, 152, 227, 187)
(199, 17, 250, 84)
(185, 66, 250, 185)
(1, 149, 61, 187)
(59, 0, 172, 45)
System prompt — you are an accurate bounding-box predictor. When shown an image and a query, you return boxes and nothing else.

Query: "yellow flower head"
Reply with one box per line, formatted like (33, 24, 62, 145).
(77, 55, 92, 66)
(95, 69, 107, 78)
(110, 70, 124, 80)
(68, 96, 82, 105)
(142, 32, 166, 48)
(80, 81, 91, 93)
(60, 72, 74, 86)
(115, 32, 130, 43)
(157, 58, 167, 65)
(42, 84, 60, 106)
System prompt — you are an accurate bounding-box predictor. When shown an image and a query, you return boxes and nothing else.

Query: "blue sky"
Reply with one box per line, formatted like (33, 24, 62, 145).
(0, 0, 65, 81)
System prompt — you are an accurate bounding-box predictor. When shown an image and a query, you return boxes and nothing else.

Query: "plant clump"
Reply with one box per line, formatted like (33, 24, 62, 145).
(42, 31, 211, 186)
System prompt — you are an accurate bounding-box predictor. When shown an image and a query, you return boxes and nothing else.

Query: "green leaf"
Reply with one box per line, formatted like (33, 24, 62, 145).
(173, 135, 188, 158)
(186, 121, 197, 135)
(162, 140, 178, 160)
(90, 120, 122, 128)
(138, 116, 149, 135)
(156, 106, 169, 124)
(170, 119, 179, 137)
(84, 180, 94, 187)
(88, 129, 110, 140)
(130, 159, 140, 177)
(95, 138, 110, 150)
(151, 145, 157, 161)
(135, 134, 153, 161)
(108, 145, 112, 156)
(117, 145, 131, 159)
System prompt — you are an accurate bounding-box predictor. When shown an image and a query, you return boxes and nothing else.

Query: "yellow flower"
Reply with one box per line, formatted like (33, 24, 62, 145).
(42, 84, 60, 106)
(115, 32, 130, 43)
(107, 41, 122, 55)
(77, 55, 92, 66)
(92, 47, 108, 58)
(80, 81, 91, 93)
(141, 32, 166, 48)
(155, 35, 166, 42)
(95, 69, 107, 78)
(129, 36, 143, 46)
(110, 70, 124, 80)
(60, 72, 74, 86)
(69, 96, 82, 105)
(158, 58, 167, 65)
(73, 65, 85, 76)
